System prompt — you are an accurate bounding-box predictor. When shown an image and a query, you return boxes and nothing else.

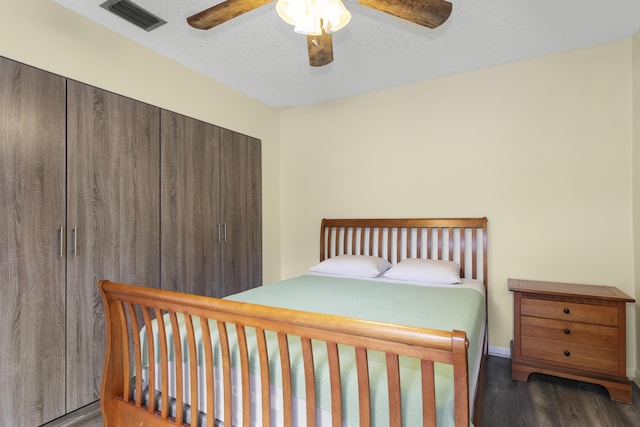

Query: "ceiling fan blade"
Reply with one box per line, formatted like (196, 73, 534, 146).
(188, 0, 273, 30)
(307, 31, 334, 67)
(358, 0, 452, 29)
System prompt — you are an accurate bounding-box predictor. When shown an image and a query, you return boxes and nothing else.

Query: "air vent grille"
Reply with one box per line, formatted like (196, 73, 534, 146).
(100, 0, 166, 32)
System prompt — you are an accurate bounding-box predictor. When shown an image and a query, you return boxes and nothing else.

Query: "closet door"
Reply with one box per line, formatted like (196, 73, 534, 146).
(66, 81, 161, 411)
(0, 58, 66, 426)
(219, 129, 262, 297)
(161, 110, 222, 297)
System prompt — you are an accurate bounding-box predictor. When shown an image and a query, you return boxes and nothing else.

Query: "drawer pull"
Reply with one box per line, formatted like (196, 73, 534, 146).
(563, 308, 570, 314)
(563, 328, 571, 335)
(564, 351, 571, 357)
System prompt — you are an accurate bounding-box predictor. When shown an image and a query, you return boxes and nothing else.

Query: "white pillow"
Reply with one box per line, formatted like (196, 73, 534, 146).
(383, 258, 462, 284)
(310, 255, 392, 278)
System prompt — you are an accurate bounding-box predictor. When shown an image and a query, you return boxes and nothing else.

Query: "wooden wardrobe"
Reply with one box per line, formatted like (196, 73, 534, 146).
(0, 55, 67, 427)
(0, 56, 262, 426)
(65, 80, 162, 413)
(160, 111, 262, 298)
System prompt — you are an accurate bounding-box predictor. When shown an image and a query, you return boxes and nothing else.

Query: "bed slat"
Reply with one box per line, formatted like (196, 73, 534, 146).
(355, 347, 371, 426)
(421, 360, 436, 427)
(141, 307, 156, 414)
(116, 301, 131, 409)
(199, 316, 215, 427)
(236, 325, 251, 427)
(471, 228, 478, 279)
(277, 333, 293, 426)
(168, 311, 184, 425)
(127, 304, 143, 408)
(327, 341, 342, 427)
(217, 321, 232, 427)
(387, 352, 401, 427)
(184, 314, 199, 427)
(155, 308, 170, 420)
(459, 231, 466, 279)
(255, 328, 271, 427)
(301, 337, 317, 427)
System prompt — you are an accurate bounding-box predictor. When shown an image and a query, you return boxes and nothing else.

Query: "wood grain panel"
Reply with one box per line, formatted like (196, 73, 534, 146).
(66, 81, 161, 411)
(521, 336, 619, 373)
(521, 297, 618, 326)
(161, 110, 222, 297)
(0, 57, 66, 426)
(219, 129, 262, 296)
(521, 316, 618, 349)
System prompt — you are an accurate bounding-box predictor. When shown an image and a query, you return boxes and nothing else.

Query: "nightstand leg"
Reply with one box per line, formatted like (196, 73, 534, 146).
(510, 360, 531, 382)
(605, 383, 632, 404)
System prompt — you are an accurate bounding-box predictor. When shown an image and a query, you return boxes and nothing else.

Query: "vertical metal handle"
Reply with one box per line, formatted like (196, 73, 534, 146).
(218, 223, 222, 244)
(58, 227, 64, 257)
(223, 223, 227, 243)
(72, 227, 77, 257)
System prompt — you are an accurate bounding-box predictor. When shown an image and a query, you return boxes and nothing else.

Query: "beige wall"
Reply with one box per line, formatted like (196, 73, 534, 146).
(0, 0, 282, 284)
(633, 29, 640, 383)
(280, 40, 637, 373)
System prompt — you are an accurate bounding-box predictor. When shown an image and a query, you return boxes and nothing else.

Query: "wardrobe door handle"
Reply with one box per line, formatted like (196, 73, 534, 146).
(223, 223, 227, 243)
(563, 328, 571, 335)
(218, 223, 222, 244)
(564, 351, 571, 357)
(72, 227, 77, 257)
(563, 308, 570, 314)
(58, 227, 65, 257)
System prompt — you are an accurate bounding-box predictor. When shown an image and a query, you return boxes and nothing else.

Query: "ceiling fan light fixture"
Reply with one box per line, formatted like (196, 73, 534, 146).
(293, 15, 323, 36)
(276, 0, 351, 35)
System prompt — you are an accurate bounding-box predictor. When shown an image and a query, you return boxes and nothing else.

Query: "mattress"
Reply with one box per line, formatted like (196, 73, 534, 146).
(138, 274, 486, 426)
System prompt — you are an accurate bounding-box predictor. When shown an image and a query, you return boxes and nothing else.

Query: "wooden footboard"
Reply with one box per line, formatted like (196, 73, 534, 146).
(100, 280, 471, 427)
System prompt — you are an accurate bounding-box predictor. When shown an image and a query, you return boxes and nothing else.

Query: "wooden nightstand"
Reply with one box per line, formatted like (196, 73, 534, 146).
(509, 278, 635, 403)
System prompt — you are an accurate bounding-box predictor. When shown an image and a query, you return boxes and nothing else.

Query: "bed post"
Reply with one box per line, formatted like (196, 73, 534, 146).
(320, 218, 328, 261)
(99, 280, 125, 427)
(452, 330, 470, 427)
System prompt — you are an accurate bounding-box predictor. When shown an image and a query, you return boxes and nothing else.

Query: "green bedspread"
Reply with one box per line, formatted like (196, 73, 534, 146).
(142, 274, 485, 426)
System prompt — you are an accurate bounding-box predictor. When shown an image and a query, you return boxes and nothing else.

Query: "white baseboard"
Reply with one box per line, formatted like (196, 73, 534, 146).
(488, 345, 510, 358)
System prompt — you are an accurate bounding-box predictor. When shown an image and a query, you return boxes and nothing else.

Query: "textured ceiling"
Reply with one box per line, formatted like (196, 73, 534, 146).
(53, 0, 640, 109)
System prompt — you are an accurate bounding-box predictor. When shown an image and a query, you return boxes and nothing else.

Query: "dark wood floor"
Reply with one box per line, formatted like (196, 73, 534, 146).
(48, 355, 640, 426)
(482, 355, 640, 427)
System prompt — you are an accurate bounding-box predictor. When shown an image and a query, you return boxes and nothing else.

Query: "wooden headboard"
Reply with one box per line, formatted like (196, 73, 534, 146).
(320, 218, 488, 286)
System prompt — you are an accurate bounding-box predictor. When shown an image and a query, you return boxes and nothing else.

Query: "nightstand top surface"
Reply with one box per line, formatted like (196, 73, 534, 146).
(508, 278, 635, 303)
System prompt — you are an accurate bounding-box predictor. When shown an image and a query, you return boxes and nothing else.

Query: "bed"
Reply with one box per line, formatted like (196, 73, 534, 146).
(100, 217, 488, 427)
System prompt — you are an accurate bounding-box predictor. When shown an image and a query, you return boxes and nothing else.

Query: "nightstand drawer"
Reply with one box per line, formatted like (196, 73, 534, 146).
(521, 316, 618, 349)
(521, 336, 619, 373)
(521, 297, 618, 326)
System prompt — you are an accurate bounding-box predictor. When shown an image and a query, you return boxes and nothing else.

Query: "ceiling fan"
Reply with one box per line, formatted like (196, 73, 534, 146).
(187, 0, 452, 67)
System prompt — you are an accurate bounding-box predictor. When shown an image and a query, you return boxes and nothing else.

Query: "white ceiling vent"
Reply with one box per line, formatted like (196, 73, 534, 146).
(100, 0, 166, 32)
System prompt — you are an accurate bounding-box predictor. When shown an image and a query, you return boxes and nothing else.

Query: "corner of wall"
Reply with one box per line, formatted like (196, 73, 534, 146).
(633, 27, 640, 387)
